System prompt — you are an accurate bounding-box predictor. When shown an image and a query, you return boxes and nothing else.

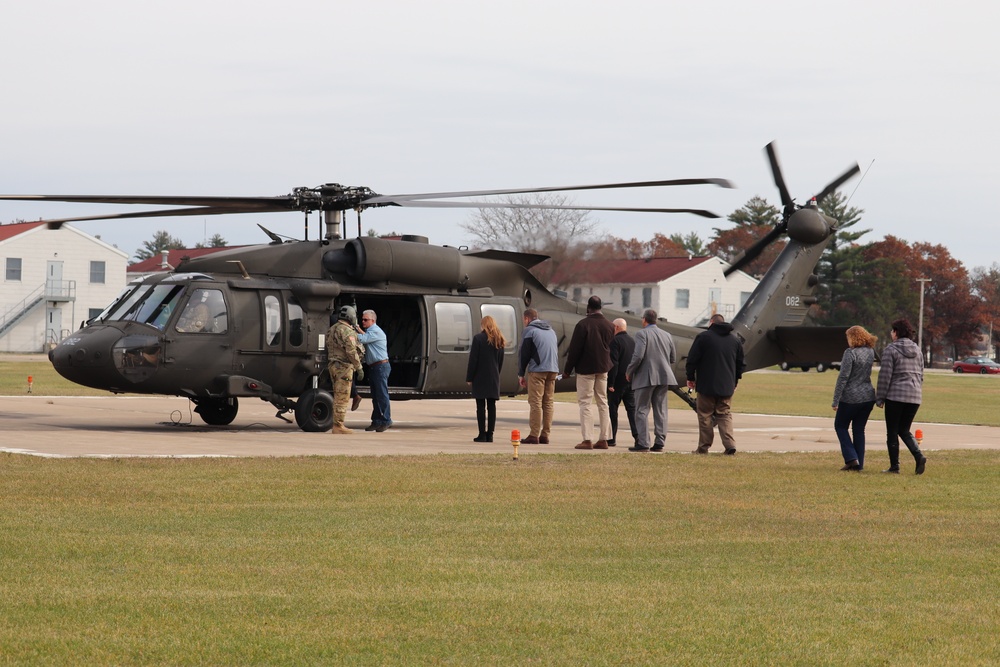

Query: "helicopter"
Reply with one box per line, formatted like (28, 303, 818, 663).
(1, 143, 859, 432)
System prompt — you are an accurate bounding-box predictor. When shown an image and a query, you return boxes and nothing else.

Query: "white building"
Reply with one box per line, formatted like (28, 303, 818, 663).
(551, 256, 760, 327)
(1, 221, 128, 352)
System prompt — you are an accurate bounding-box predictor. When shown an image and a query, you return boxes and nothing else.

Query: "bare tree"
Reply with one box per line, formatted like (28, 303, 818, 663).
(461, 193, 600, 287)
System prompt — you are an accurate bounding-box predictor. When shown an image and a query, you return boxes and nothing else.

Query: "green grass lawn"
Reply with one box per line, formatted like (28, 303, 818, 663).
(3, 359, 999, 664)
(5, 360, 999, 426)
(2, 452, 998, 665)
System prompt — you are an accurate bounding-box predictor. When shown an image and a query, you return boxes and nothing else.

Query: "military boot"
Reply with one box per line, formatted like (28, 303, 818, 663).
(331, 423, 353, 435)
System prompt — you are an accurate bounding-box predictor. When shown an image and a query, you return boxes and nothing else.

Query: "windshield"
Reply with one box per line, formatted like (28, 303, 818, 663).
(101, 284, 186, 330)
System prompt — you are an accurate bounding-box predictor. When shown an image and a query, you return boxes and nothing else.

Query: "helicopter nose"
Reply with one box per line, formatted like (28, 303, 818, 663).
(49, 326, 136, 390)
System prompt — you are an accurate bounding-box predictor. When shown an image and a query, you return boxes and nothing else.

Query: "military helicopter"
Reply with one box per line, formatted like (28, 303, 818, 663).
(1, 143, 858, 432)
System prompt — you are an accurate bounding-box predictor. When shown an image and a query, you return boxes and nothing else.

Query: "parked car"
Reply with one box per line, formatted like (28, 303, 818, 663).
(952, 357, 1000, 374)
(779, 361, 840, 373)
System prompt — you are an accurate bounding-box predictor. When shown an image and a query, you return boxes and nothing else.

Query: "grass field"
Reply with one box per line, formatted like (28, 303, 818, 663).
(2, 358, 999, 664)
(5, 359, 1000, 426)
(2, 452, 998, 665)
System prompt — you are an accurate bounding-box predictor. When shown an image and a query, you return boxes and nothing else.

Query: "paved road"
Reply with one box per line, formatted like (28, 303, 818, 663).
(2, 394, 995, 458)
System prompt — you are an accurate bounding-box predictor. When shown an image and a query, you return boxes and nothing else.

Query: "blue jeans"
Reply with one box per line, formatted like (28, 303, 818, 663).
(834, 400, 874, 468)
(367, 362, 392, 426)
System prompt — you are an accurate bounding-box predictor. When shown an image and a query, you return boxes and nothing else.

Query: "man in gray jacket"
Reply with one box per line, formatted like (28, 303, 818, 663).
(625, 309, 678, 452)
(518, 308, 560, 445)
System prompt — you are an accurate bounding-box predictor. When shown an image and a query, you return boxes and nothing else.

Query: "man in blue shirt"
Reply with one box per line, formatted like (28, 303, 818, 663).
(356, 309, 392, 432)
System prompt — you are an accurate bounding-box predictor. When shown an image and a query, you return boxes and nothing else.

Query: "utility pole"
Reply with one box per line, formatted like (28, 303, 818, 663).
(917, 278, 932, 361)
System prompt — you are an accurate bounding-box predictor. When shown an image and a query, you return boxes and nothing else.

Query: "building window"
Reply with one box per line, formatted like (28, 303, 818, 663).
(90, 261, 106, 284)
(740, 291, 753, 308)
(642, 287, 652, 309)
(675, 289, 690, 309)
(88, 308, 103, 321)
(5, 257, 21, 281)
(620, 288, 630, 308)
(435, 302, 472, 352)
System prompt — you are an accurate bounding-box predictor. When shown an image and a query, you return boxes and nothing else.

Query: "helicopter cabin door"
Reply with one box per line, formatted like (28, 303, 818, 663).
(422, 295, 522, 395)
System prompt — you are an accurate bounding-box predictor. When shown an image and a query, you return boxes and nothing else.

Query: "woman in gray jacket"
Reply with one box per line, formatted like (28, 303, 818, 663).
(832, 326, 878, 471)
(876, 318, 927, 475)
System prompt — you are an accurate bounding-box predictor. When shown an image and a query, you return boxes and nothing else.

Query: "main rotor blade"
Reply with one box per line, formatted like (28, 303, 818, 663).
(723, 224, 787, 277)
(0, 193, 294, 209)
(37, 205, 280, 229)
(392, 200, 721, 218)
(811, 163, 861, 204)
(765, 142, 794, 212)
(361, 177, 734, 205)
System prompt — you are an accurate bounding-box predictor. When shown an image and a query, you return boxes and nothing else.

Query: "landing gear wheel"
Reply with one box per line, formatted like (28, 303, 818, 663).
(195, 397, 239, 426)
(816, 362, 826, 373)
(295, 389, 335, 432)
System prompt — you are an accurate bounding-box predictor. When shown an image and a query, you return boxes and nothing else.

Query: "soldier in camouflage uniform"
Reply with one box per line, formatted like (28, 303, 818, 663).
(326, 305, 364, 434)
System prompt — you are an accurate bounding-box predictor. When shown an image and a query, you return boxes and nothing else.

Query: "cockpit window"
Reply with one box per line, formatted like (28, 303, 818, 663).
(175, 289, 228, 334)
(92, 284, 140, 323)
(133, 285, 184, 330)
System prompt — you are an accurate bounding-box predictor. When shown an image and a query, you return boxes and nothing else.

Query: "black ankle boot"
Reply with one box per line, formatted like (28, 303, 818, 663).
(474, 432, 490, 443)
(882, 466, 900, 474)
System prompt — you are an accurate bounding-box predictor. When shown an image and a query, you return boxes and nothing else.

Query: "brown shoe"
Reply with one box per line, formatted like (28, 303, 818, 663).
(539, 435, 549, 444)
(351, 395, 362, 411)
(521, 435, 540, 445)
(331, 423, 353, 435)
(574, 440, 593, 450)
(593, 440, 609, 450)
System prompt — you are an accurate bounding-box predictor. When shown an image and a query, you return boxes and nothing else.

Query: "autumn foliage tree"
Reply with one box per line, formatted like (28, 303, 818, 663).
(708, 196, 784, 277)
(863, 236, 982, 361)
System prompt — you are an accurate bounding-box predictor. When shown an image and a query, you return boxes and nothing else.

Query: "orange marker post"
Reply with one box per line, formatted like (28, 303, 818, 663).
(27, 375, 33, 394)
(511, 429, 520, 461)
(914, 429, 923, 446)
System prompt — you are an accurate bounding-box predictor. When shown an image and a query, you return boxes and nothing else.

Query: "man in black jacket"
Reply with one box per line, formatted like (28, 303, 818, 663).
(564, 296, 615, 450)
(607, 318, 638, 447)
(685, 314, 745, 454)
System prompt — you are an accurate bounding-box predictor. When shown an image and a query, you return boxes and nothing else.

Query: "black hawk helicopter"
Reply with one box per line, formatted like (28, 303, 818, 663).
(1, 143, 858, 431)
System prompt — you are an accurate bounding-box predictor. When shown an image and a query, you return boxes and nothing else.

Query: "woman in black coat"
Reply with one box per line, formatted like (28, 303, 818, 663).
(466, 315, 506, 442)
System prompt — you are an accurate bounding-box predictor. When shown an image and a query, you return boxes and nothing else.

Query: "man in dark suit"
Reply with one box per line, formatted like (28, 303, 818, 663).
(626, 309, 678, 452)
(607, 318, 638, 447)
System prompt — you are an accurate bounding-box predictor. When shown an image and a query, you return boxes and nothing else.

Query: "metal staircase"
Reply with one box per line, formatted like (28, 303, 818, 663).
(0, 281, 76, 342)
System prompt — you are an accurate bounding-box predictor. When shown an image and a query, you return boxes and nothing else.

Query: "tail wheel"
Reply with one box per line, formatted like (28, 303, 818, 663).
(295, 388, 335, 432)
(816, 362, 826, 373)
(195, 397, 239, 426)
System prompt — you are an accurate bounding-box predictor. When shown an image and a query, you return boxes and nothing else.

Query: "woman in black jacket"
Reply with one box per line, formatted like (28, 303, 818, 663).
(466, 315, 506, 442)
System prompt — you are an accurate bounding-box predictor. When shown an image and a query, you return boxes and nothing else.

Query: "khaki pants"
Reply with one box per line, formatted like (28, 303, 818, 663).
(576, 372, 611, 442)
(696, 393, 736, 451)
(526, 371, 558, 438)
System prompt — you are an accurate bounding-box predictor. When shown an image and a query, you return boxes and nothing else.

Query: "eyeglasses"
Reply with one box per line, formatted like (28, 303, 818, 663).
(361, 318, 372, 322)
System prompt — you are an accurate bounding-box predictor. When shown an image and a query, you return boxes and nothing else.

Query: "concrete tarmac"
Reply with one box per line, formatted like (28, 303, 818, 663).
(2, 394, 997, 458)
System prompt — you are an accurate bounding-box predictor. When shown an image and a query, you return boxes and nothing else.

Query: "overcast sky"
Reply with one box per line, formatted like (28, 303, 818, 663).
(3, 1, 997, 271)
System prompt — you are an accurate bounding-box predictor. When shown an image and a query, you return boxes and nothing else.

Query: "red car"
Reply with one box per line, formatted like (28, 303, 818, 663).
(952, 357, 1000, 374)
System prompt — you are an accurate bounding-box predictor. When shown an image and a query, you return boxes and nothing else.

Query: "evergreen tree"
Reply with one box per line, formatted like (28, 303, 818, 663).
(813, 191, 869, 325)
(195, 233, 227, 249)
(134, 230, 186, 261)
